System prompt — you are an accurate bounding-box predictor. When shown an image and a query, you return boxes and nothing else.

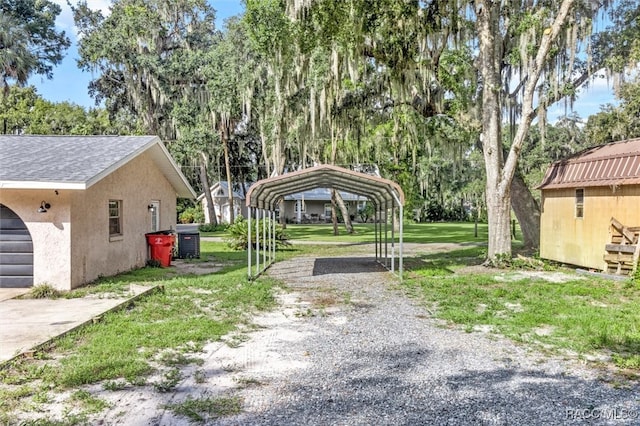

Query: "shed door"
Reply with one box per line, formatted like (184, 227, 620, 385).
(0, 204, 33, 288)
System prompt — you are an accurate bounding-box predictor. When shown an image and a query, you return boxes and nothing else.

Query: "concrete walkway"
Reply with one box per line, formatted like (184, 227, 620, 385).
(0, 285, 157, 364)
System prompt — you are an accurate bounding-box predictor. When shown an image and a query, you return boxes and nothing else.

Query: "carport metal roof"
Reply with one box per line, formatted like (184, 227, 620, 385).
(246, 164, 405, 209)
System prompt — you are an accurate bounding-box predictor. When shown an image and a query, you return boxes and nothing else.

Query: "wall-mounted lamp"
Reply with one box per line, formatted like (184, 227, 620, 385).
(148, 204, 155, 212)
(38, 201, 51, 213)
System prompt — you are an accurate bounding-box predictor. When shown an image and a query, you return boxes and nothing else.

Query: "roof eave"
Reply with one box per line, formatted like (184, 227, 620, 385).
(0, 181, 86, 190)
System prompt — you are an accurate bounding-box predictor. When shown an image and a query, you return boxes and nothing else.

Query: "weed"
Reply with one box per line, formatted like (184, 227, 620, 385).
(194, 369, 206, 384)
(28, 283, 61, 299)
(165, 395, 242, 422)
(234, 377, 264, 388)
(102, 380, 127, 391)
(158, 350, 200, 367)
(225, 334, 249, 348)
(153, 368, 182, 393)
(146, 259, 162, 268)
(70, 389, 110, 413)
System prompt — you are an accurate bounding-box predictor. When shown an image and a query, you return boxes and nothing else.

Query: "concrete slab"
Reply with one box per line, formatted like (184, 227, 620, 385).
(0, 288, 30, 302)
(0, 285, 158, 364)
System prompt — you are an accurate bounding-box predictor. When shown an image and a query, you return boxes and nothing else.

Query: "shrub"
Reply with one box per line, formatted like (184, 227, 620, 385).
(29, 283, 61, 299)
(179, 206, 205, 224)
(198, 223, 221, 233)
(225, 216, 290, 250)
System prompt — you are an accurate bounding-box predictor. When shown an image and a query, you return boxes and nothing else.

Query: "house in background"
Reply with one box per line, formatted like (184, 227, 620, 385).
(0, 135, 196, 290)
(198, 181, 250, 224)
(538, 138, 640, 274)
(282, 188, 366, 223)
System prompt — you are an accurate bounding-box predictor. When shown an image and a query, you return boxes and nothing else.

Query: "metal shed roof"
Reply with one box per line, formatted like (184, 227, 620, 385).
(246, 164, 404, 209)
(538, 138, 640, 190)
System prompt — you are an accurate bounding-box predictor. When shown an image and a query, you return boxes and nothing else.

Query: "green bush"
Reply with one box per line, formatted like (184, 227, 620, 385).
(199, 223, 221, 233)
(225, 216, 290, 250)
(179, 206, 205, 224)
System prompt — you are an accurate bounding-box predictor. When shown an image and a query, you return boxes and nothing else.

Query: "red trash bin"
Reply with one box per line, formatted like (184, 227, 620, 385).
(146, 233, 175, 267)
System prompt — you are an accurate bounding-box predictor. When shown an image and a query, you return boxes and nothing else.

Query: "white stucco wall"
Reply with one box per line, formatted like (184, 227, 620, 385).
(70, 152, 177, 288)
(0, 189, 72, 288)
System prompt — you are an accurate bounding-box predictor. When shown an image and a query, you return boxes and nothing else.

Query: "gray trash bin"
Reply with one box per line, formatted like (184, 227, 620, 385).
(177, 232, 200, 259)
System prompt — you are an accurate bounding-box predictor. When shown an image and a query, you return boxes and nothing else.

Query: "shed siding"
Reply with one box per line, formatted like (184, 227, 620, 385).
(70, 152, 177, 288)
(540, 185, 640, 270)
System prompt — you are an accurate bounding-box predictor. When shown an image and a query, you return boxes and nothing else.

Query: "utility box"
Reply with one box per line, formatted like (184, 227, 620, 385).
(177, 232, 200, 259)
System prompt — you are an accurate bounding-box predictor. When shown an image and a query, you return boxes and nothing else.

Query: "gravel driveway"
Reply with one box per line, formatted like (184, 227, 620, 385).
(87, 253, 639, 425)
(201, 255, 640, 426)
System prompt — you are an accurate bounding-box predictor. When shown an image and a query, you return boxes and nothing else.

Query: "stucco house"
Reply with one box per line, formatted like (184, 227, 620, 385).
(538, 138, 640, 274)
(0, 135, 196, 290)
(198, 181, 250, 224)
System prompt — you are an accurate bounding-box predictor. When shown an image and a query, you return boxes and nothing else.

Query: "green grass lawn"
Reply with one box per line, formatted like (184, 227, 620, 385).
(403, 246, 640, 374)
(267, 221, 491, 244)
(202, 221, 493, 244)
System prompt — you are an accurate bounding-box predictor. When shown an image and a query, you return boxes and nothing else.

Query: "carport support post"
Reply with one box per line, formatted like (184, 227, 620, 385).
(262, 209, 266, 268)
(272, 210, 276, 264)
(391, 203, 395, 273)
(399, 203, 403, 280)
(374, 203, 378, 261)
(248, 207, 252, 278)
(384, 201, 388, 268)
(256, 207, 260, 276)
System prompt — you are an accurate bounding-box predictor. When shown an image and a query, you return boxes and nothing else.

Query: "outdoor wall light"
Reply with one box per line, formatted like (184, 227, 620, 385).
(148, 204, 155, 212)
(38, 201, 51, 213)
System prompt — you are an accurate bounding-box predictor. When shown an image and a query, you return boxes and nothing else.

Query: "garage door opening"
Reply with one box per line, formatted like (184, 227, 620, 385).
(0, 204, 34, 288)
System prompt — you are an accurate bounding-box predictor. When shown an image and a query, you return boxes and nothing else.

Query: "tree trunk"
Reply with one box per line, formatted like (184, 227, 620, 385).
(199, 153, 217, 226)
(221, 126, 235, 224)
(477, 0, 512, 260)
(334, 191, 354, 234)
(510, 171, 540, 249)
(477, 0, 573, 259)
(331, 189, 339, 235)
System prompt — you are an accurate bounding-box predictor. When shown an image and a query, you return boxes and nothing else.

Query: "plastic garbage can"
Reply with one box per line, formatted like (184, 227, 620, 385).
(146, 232, 176, 267)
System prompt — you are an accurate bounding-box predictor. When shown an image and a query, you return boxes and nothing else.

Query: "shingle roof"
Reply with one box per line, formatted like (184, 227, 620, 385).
(0, 135, 196, 198)
(538, 138, 640, 189)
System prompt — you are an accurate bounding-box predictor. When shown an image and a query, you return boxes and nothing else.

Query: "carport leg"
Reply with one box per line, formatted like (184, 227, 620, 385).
(385, 201, 388, 268)
(391, 204, 395, 273)
(256, 208, 260, 274)
(248, 207, 252, 278)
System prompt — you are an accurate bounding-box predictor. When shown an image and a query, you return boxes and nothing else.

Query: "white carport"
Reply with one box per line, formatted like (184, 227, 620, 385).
(245, 164, 405, 280)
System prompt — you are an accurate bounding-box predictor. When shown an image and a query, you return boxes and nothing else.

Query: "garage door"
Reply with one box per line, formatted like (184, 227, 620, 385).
(0, 204, 33, 288)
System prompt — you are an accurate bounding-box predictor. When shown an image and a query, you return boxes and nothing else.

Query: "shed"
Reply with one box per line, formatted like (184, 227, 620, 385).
(198, 181, 250, 224)
(0, 135, 196, 290)
(538, 138, 640, 274)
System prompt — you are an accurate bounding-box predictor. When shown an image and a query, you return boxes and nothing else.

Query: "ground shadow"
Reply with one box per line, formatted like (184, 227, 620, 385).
(312, 257, 387, 276)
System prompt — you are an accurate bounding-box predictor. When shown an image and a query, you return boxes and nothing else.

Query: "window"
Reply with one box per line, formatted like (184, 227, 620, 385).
(324, 203, 332, 218)
(149, 200, 160, 232)
(109, 200, 122, 236)
(575, 189, 584, 218)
